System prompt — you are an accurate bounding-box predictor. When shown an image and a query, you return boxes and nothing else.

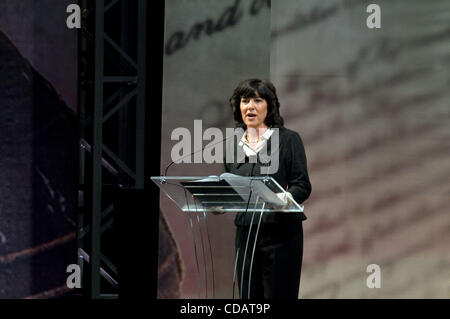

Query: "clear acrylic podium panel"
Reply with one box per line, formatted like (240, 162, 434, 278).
(151, 175, 304, 214)
(152, 175, 305, 299)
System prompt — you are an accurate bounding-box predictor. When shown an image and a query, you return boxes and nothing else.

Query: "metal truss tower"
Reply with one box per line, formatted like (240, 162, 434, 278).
(77, 0, 159, 299)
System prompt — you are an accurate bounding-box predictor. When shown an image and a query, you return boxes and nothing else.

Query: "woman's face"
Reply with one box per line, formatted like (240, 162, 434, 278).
(240, 92, 268, 129)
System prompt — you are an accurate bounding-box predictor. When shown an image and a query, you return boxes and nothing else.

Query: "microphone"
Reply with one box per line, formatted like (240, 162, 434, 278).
(162, 124, 245, 179)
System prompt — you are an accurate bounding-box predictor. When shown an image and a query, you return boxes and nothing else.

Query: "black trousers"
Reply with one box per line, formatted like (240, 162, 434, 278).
(235, 221, 303, 299)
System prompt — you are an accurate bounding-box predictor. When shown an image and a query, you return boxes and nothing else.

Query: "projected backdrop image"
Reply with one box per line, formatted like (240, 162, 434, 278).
(271, 0, 450, 298)
(0, 0, 77, 298)
(159, 0, 270, 298)
(159, 0, 450, 299)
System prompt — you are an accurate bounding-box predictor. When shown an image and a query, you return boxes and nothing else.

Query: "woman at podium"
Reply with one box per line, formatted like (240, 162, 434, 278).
(224, 78, 312, 299)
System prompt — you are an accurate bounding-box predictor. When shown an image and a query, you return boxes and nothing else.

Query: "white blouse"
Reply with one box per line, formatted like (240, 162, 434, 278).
(238, 128, 273, 157)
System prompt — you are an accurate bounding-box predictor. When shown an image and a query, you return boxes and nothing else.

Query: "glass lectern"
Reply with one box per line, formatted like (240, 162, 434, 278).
(151, 173, 305, 299)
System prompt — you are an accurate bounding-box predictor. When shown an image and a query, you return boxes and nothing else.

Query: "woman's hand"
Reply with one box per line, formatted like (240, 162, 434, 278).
(276, 192, 294, 206)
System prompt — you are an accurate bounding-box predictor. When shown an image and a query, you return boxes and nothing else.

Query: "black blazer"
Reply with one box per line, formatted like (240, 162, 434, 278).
(224, 126, 312, 225)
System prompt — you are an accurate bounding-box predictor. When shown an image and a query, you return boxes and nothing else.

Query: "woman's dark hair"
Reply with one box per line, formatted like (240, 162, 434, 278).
(229, 78, 284, 128)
